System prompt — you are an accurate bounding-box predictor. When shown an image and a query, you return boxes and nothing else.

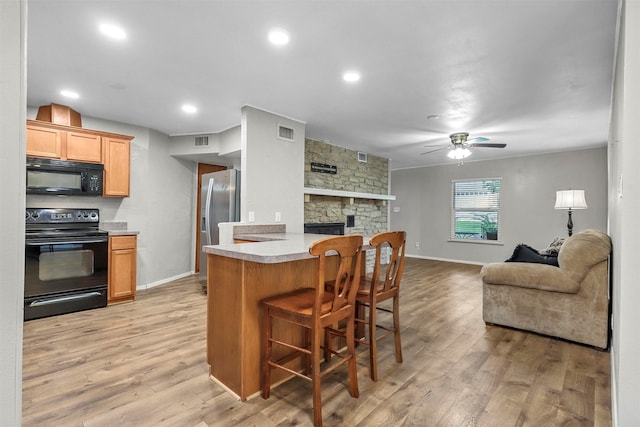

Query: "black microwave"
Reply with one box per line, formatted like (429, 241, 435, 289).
(26, 157, 104, 196)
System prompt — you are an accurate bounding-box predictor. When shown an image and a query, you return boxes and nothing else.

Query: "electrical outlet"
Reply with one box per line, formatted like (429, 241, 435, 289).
(249, 211, 255, 222)
(415, 242, 420, 248)
(275, 212, 281, 222)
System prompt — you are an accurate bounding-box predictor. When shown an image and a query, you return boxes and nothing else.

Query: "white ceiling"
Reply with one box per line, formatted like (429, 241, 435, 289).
(26, 0, 618, 170)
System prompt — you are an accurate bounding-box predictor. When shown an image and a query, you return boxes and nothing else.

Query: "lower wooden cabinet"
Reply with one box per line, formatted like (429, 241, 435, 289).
(108, 235, 137, 304)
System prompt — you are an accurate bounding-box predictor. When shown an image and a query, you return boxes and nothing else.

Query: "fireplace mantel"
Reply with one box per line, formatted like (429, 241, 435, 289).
(303, 187, 396, 203)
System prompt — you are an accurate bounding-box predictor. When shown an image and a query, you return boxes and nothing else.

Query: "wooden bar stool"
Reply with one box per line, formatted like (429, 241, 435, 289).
(356, 231, 406, 381)
(261, 234, 363, 427)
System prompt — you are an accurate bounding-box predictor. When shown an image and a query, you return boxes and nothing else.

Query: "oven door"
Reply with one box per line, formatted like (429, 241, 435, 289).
(24, 235, 109, 320)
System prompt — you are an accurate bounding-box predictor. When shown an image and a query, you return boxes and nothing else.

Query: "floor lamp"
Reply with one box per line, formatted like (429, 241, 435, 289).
(554, 190, 588, 236)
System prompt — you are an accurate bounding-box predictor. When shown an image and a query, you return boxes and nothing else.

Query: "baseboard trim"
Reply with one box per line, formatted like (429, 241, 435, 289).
(405, 254, 486, 266)
(610, 345, 619, 427)
(138, 271, 195, 291)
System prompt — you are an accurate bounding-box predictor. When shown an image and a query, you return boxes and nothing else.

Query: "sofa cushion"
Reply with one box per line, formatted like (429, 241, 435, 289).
(505, 244, 559, 266)
(481, 262, 580, 293)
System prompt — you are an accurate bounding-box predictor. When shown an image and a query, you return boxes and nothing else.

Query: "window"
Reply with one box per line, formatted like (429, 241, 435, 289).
(451, 178, 501, 241)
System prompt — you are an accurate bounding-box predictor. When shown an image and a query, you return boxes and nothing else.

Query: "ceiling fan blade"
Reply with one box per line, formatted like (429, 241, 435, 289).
(469, 143, 507, 148)
(467, 136, 490, 143)
(420, 146, 448, 155)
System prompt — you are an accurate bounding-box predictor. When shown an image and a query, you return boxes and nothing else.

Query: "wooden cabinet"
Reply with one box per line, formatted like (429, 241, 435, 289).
(102, 136, 131, 197)
(66, 131, 102, 162)
(27, 121, 102, 163)
(26, 119, 133, 197)
(26, 124, 63, 158)
(108, 235, 137, 304)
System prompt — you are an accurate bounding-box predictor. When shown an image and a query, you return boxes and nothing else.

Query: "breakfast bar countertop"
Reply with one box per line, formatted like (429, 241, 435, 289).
(202, 232, 349, 263)
(203, 230, 370, 400)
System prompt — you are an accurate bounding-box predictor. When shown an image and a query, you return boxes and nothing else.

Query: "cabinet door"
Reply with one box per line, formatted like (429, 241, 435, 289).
(108, 236, 137, 303)
(26, 125, 63, 158)
(102, 136, 131, 197)
(66, 131, 102, 163)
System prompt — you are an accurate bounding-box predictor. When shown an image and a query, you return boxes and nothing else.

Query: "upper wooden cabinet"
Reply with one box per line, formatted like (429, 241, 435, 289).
(26, 119, 133, 197)
(26, 124, 63, 158)
(66, 131, 102, 163)
(102, 136, 131, 197)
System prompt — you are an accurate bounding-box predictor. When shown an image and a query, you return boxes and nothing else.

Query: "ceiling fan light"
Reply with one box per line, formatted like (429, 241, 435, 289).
(447, 147, 471, 160)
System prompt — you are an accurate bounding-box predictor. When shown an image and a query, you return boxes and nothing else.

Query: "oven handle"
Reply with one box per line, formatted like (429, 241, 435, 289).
(28, 292, 104, 307)
(26, 238, 109, 246)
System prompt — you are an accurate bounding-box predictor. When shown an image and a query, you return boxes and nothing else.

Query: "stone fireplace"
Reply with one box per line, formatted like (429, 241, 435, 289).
(304, 138, 389, 235)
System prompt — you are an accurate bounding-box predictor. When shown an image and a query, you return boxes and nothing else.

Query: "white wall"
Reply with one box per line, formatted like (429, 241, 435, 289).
(0, 1, 25, 424)
(241, 106, 305, 232)
(391, 147, 608, 264)
(609, 1, 640, 425)
(25, 113, 195, 289)
(168, 125, 241, 167)
(219, 125, 241, 158)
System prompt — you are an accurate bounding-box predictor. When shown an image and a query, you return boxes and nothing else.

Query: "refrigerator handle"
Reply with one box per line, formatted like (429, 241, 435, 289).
(204, 177, 214, 246)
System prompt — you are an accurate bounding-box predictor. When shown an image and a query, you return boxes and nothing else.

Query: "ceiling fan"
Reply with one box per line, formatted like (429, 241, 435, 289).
(420, 132, 507, 161)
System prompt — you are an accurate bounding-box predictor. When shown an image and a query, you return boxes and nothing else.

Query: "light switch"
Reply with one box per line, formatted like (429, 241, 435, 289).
(275, 212, 281, 222)
(249, 211, 255, 222)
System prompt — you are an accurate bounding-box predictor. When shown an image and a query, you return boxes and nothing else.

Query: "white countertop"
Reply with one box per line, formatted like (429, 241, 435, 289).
(203, 233, 369, 264)
(105, 230, 139, 236)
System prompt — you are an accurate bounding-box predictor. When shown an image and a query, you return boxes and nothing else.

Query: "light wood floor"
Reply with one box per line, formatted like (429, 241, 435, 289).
(22, 258, 612, 426)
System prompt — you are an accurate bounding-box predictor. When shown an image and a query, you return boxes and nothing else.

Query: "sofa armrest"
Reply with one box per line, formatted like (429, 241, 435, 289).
(481, 262, 580, 293)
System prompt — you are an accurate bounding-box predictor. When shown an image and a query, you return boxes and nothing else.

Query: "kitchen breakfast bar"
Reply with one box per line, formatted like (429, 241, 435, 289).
(203, 232, 366, 400)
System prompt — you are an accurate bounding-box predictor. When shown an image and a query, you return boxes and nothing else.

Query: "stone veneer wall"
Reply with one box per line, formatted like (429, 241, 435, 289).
(304, 138, 389, 238)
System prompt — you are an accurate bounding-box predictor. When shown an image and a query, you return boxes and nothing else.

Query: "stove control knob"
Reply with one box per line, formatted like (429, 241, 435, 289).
(31, 212, 40, 219)
(89, 212, 98, 219)
(83, 212, 90, 218)
(76, 212, 83, 219)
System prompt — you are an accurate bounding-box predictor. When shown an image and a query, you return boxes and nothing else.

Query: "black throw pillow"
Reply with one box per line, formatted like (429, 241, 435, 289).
(505, 244, 559, 266)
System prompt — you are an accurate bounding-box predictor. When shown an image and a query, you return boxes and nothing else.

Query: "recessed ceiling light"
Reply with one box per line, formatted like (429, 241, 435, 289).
(60, 90, 79, 99)
(99, 23, 126, 40)
(182, 104, 197, 114)
(268, 28, 289, 46)
(343, 71, 361, 83)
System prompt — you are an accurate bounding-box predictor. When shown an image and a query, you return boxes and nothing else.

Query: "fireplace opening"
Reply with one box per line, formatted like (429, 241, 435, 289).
(304, 222, 345, 236)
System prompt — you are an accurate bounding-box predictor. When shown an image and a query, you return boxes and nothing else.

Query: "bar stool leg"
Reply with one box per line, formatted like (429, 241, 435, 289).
(261, 307, 273, 399)
(393, 296, 403, 363)
(346, 314, 360, 398)
(311, 326, 323, 427)
(369, 299, 378, 382)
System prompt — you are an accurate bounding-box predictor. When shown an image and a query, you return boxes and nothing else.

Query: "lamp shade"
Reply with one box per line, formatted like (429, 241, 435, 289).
(554, 190, 587, 210)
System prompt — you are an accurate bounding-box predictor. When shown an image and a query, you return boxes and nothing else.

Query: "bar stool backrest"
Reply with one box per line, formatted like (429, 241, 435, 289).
(370, 231, 406, 299)
(309, 234, 363, 319)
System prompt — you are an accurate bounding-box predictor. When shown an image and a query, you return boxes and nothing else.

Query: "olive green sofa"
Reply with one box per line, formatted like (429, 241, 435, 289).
(480, 229, 611, 349)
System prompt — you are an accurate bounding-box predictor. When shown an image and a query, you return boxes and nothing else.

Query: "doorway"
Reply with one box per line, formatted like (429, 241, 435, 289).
(195, 163, 227, 273)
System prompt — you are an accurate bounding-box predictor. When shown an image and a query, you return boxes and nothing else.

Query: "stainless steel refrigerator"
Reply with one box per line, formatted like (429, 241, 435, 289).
(199, 169, 240, 286)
